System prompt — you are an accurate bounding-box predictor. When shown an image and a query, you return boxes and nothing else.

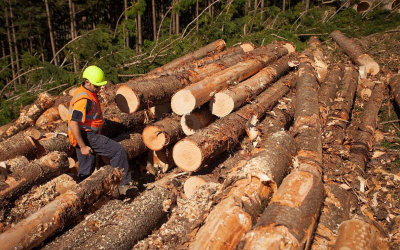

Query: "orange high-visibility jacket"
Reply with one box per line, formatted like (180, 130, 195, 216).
(67, 85, 104, 147)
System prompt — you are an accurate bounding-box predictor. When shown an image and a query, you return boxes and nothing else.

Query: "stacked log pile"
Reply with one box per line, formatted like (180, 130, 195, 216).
(0, 35, 398, 249)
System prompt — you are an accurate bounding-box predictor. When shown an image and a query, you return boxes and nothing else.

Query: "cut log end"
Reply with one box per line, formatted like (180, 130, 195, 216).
(58, 104, 69, 121)
(142, 125, 168, 151)
(210, 93, 235, 118)
(149, 103, 171, 120)
(173, 140, 202, 172)
(184, 176, 208, 199)
(283, 43, 296, 53)
(115, 85, 139, 114)
(240, 43, 255, 52)
(25, 128, 41, 140)
(356, 54, 380, 75)
(180, 115, 202, 136)
(171, 90, 196, 115)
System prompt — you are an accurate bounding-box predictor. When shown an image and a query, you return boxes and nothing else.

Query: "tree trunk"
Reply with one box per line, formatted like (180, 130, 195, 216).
(149, 39, 226, 74)
(42, 176, 177, 250)
(318, 64, 345, 125)
(171, 45, 291, 115)
(389, 74, 400, 108)
(0, 93, 55, 142)
(36, 134, 73, 157)
(0, 174, 76, 234)
(135, 15, 139, 52)
(0, 152, 69, 208)
(0, 165, 122, 250)
(8, 0, 20, 85)
(142, 115, 183, 151)
(293, 50, 322, 177)
(330, 30, 379, 75)
(0, 129, 37, 162)
(334, 219, 377, 250)
(189, 130, 296, 250)
(325, 65, 359, 145)
(173, 74, 296, 172)
(306, 0, 310, 10)
(44, 0, 58, 65)
(134, 183, 220, 250)
(210, 54, 292, 117)
(117, 44, 267, 114)
(35, 106, 61, 128)
(308, 36, 328, 83)
(152, 0, 157, 40)
(69, 0, 77, 72)
(138, 13, 142, 53)
(239, 170, 324, 249)
(196, 0, 199, 31)
(181, 108, 216, 135)
(124, 0, 129, 47)
(3, 1, 16, 84)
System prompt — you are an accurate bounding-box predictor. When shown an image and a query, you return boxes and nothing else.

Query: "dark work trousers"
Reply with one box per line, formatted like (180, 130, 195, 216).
(76, 131, 132, 185)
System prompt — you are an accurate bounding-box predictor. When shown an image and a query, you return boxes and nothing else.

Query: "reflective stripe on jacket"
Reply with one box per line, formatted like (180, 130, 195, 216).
(67, 85, 104, 146)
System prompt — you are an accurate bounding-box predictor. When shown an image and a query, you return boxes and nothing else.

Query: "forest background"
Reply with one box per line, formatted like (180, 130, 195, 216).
(0, 0, 399, 126)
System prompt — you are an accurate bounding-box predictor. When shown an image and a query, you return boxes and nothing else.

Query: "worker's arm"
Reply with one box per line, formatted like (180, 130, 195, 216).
(70, 120, 92, 156)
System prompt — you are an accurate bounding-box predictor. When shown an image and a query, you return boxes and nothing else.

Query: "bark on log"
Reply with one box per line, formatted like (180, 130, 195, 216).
(35, 106, 61, 128)
(171, 46, 291, 115)
(325, 65, 359, 145)
(43, 177, 177, 250)
(330, 30, 380, 75)
(318, 64, 345, 125)
(293, 51, 323, 177)
(0, 151, 69, 208)
(36, 134, 73, 157)
(142, 115, 184, 151)
(311, 185, 358, 250)
(149, 102, 171, 120)
(239, 170, 324, 250)
(333, 219, 376, 250)
(0, 93, 55, 142)
(133, 182, 220, 250)
(348, 83, 384, 171)
(308, 36, 328, 83)
(149, 39, 226, 74)
(389, 74, 400, 108)
(210, 55, 292, 117)
(188, 130, 296, 250)
(117, 42, 291, 114)
(0, 156, 29, 173)
(0, 174, 76, 234)
(181, 108, 216, 135)
(0, 165, 122, 250)
(183, 175, 218, 198)
(0, 129, 37, 161)
(173, 74, 296, 172)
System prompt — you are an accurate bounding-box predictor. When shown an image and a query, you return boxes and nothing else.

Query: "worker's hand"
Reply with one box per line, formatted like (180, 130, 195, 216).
(81, 146, 93, 156)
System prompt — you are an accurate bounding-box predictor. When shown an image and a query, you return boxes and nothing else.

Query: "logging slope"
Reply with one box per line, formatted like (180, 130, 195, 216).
(0, 31, 399, 250)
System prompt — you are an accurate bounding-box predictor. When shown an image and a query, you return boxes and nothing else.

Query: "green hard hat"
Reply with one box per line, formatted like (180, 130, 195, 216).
(82, 65, 107, 86)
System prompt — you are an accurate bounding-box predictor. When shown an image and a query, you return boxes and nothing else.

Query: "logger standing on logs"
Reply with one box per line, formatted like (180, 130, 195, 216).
(67, 66, 134, 195)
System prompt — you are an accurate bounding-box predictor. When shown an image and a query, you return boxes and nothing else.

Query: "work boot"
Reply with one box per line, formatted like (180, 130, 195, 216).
(118, 185, 138, 198)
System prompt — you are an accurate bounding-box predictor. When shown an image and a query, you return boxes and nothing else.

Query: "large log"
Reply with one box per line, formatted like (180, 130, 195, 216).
(210, 54, 292, 117)
(181, 108, 216, 135)
(0, 129, 37, 161)
(42, 175, 177, 250)
(101, 133, 146, 165)
(325, 65, 359, 145)
(293, 51, 323, 177)
(171, 45, 292, 115)
(348, 83, 384, 171)
(0, 151, 70, 208)
(188, 130, 297, 250)
(308, 36, 328, 83)
(0, 156, 29, 173)
(0, 165, 121, 250)
(0, 93, 55, 142)
(330, 30, 380, 75)
(173, 74, 296, 172)
(133, 182, 220, 250)
(35, 134, 73, 157)
(1, 174, 76, 234)
(116, 42, 292, 114)
(142, 115, 183, 151)
(35, 106, 61, 128)
(149, 39, 227, 74)
(318, 64, 345, 125)
(239, 170, 324, 249)
(333, 219, 377, 250)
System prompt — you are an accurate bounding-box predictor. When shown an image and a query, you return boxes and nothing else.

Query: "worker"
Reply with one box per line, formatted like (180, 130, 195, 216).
(67, 65, 133, 195)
